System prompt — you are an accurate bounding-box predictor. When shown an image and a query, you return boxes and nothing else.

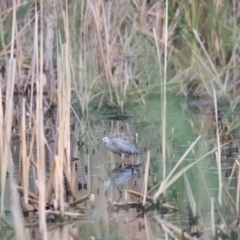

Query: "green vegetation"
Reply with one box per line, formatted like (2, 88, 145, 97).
(1, 1, 240, 239)
(1, 1, 239, 112)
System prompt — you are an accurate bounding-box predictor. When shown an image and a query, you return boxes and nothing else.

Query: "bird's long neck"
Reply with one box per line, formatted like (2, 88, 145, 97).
(106, 141, 112, 148)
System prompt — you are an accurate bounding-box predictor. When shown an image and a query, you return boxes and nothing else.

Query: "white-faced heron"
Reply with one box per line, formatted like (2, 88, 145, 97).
(102, 136, 140, 164)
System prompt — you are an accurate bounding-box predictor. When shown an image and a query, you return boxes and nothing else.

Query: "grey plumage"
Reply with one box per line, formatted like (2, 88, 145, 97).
(102, 136, 140, 156)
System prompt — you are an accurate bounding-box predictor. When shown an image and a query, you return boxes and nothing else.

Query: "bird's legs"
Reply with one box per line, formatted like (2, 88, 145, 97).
(121, 151, 136, 168)
(121, 154, 125, 168)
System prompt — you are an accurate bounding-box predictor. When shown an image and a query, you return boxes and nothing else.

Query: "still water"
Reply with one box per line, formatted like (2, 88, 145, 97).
(1, 95, 239, 239)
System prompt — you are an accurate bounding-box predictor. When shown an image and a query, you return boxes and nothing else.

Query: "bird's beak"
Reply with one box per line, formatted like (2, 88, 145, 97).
(96, 140, 103, 147)
(97, 137, 107, 147)
(102, 137, 108, 143)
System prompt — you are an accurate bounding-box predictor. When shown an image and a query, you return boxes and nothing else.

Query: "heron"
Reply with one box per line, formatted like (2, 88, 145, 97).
(102, 136, 140, 165)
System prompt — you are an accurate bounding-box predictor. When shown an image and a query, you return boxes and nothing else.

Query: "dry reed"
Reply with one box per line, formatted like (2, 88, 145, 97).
(236, 161, 240, 213)
(154, 216, 192, 239)
(153, 135, 201, 202)
(142, 151, 150, 207)
(213, 89, 222, 206)
(0, 0, 240, 238)
(21, 98, 29, 209)
(183, 173, 196, 216)
(211, 197, 215, 237)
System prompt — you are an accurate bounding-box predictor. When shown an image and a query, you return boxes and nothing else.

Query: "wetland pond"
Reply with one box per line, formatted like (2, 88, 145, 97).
(2, 95, 240, 239)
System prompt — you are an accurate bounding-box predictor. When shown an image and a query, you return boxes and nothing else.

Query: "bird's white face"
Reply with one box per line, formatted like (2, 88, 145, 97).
(104, 179, 111, 188)
(102, 137, 109, 143)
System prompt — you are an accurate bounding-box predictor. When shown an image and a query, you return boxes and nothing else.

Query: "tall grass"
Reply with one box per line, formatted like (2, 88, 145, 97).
(36, 0, 47, 235)
(1, 1, 239, 110)
(213, 89, 222, 206)
(0, 0, 240, 238)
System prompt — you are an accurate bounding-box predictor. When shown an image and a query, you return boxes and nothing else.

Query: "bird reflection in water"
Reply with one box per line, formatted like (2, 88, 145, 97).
(104, 164, 142, 188)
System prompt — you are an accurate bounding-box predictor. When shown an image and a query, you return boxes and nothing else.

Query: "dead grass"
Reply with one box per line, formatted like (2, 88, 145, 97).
(1, 0, 240, 238)
(1, 1, 239, 112)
